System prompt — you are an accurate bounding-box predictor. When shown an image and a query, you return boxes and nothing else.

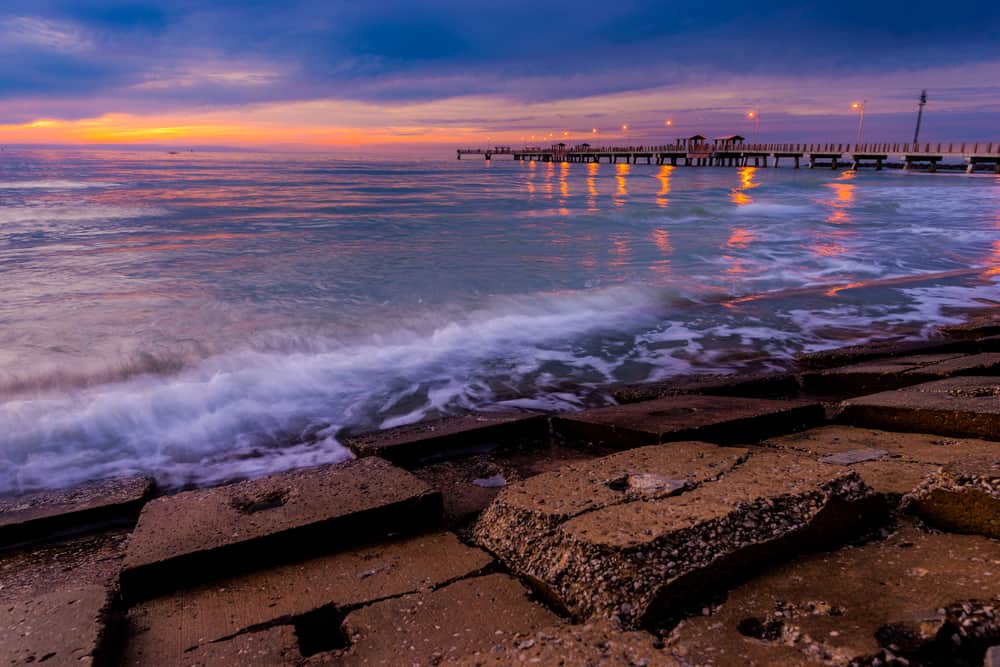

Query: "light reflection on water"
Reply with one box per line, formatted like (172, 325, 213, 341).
(0, 149, 998, 492)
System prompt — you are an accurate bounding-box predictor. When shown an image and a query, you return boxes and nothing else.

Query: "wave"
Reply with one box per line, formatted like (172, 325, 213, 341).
(1, 275, 996, 495)
(0, 285, 669, 494)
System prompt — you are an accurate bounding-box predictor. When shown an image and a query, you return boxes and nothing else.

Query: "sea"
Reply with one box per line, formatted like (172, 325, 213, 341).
(1, 148, 997, 493)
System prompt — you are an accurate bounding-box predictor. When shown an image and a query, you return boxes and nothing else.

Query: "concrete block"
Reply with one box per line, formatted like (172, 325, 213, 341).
(121, 457, 441, 600)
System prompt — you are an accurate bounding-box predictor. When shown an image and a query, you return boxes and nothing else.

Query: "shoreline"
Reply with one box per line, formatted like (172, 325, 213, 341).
(1, 305, 998, 665)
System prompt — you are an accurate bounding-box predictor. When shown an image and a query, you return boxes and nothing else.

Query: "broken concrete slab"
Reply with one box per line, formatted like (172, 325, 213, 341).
(0, 529, 129, 602)
(0, 476, 153, 547)
(904, 458, 1000, 538)
(342, 413, 549, 466)
(764, 426, 1000, 501)
(448, 619, 678, 666)
(471, 442, 747, 536)
(475, 448, 878, 628)
(339, 573, 561, 666)
(122, 531, 492, 661)
(670, 521, 1000, 666)
(801, 353, 979, 395)
(128, 625, 302, 667)
(120, 457, 441, 601)
(0, 584, 113, 667)
(840, 376, 1000, 441)
(552, 395, 823, 449)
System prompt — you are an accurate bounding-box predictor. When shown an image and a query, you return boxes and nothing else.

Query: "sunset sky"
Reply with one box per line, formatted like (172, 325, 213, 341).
(2, 1, 999, 149)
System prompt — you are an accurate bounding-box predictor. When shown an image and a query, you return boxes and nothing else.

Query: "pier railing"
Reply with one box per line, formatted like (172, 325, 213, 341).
(460, 142, 999, 156)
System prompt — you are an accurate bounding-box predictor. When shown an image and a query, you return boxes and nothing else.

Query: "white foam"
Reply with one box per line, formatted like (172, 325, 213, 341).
(0, 179, 119, 190)
(0, 284, 664, 493)
(0, 205, 167, 225)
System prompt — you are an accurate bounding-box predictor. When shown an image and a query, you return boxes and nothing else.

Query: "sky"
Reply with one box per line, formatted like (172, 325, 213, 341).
(1, 1, 999, 150)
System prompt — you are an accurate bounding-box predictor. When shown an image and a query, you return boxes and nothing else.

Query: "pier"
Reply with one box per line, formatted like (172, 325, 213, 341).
(457, 139, 1000, 173)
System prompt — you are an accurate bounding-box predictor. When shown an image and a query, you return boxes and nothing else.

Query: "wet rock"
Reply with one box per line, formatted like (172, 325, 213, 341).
(840, 376, 1000, 441)
(0, 584, 113, 666)
(120, 457, 441, 601)
(0, 476, 153, 547)
(339, 573, 561, 665)
(449, 619, 678, 666)
(343, 413, 549, 466)
(671, 521, 1000, 666)
(121, 531, 492, 663)
(905, 458, 1000, 538)
(553, 395, 823, 449)
(475, 446, 877, 628)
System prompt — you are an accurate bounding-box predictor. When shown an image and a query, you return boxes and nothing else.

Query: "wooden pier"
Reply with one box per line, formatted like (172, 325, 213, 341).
(457, 140, 1000, 173)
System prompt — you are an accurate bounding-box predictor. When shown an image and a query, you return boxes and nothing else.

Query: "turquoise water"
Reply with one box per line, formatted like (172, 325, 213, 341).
(1, 149, 998, 491)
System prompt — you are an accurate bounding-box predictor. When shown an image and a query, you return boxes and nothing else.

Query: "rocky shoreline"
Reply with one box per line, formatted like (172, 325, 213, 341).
(2, 307, 999, 666)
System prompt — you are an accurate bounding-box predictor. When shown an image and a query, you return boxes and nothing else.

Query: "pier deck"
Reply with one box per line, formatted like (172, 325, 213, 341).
(457, 141, 1000, 172)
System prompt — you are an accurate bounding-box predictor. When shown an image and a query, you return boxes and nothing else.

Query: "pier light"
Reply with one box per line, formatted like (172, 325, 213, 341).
(746, 110, 760, 142)
(852, 100, 867, 145)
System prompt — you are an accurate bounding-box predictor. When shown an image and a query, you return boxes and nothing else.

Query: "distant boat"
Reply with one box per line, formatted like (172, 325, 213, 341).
(167, 151, 179, 155)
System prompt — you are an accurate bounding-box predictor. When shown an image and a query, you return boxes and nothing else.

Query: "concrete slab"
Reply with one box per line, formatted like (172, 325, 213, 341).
(343, 413, 549, 466)
(137, 625, 302, 667)
(121, 457, 441, 601)
(801, 353, 968, 395)
(552, 395, 823, 449)
(904, 458, 1000, 538)
(340, 573, 561, 666)
(475, 448, 877, 628)
(671, 521, 1000, 666)
(942, 309, 1000, 340)
(0, 476, 152, 547)
(448, 620, 678, 666)
(472, 442, 747, 533)
(797, 338, 972, 371)
(840, 376, 1000, 441)
(411, 444, 601, 527)
(0, 529, 129, 601)
(0, 584, 113, 666)
(122, 531, 492, 661)
(764, 426, 1000, 500)
(611, 372, 800, 404)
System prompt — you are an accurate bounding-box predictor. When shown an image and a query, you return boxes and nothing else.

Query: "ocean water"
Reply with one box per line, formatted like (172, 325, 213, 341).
(0, 149, 997, 493)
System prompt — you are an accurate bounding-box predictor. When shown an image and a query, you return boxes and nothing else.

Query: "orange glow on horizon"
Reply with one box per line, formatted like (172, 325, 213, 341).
(0, 112, 515, 148)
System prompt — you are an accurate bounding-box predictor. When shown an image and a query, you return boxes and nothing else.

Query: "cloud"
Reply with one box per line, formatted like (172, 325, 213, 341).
(0, 1, 997, 144)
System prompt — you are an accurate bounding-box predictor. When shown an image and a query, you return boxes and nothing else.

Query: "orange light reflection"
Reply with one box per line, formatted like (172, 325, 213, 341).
(655, 165, 673, 208)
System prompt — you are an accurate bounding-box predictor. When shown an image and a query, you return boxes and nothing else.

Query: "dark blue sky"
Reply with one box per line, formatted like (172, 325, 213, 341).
(2, 1, 998, 146)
